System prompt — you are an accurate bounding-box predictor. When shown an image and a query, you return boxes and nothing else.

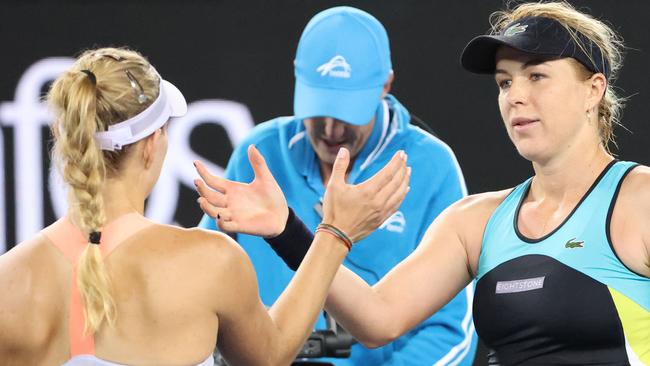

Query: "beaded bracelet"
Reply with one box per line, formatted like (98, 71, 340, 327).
(316, 223, 353, 251)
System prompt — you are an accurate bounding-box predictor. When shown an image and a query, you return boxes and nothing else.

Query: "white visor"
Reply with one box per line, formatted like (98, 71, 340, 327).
(95, 79, 187, 151)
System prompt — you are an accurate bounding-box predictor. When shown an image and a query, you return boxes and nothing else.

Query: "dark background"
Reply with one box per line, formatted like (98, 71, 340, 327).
(1, 1, 648, 364)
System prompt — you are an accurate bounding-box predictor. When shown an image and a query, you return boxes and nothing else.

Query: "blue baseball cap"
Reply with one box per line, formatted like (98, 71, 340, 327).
(294, 6, 392, 126)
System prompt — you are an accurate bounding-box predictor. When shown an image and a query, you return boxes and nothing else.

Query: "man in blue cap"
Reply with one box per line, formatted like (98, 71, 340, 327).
(200, 6, 477, 365)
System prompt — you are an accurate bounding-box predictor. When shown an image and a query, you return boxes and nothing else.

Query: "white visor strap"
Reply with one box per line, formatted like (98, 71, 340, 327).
(95, 81, 170, 151)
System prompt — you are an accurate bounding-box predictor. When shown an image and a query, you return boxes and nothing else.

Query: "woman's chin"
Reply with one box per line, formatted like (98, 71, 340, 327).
(515, 144, 549, 164)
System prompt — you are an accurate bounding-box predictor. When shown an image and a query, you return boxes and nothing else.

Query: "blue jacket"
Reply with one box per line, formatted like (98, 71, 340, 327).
(200, 95, 477, 365)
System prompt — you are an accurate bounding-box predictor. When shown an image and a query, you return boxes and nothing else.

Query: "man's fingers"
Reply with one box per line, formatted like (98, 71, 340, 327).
(195, 179, 227, 208)
(194, 160, 227, 193)
(328, 148, 350, 186)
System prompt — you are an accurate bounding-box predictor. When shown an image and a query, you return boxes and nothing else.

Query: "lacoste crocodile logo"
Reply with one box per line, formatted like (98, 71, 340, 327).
(565, 238, 584, 248)
(503, 23, 528, 37)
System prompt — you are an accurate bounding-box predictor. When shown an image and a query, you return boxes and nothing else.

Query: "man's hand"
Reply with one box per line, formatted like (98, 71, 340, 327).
(194, 145, 289, 237)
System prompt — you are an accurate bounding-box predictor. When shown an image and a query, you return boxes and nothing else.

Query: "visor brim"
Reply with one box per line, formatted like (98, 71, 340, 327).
(162, 79, 187, 117)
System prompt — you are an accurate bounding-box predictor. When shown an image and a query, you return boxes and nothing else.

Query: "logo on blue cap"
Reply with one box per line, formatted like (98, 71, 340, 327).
(316, 55, 352, 79)
(293, 6, 392, 126)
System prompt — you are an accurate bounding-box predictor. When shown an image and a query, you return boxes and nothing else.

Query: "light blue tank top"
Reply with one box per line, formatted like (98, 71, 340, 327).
(475, 160, 650, 364)
(478, 160, 649, 306)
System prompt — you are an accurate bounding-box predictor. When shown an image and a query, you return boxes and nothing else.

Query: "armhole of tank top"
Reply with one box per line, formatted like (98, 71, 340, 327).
(605, 163, 649, 279)
(476, 186, 519, 278)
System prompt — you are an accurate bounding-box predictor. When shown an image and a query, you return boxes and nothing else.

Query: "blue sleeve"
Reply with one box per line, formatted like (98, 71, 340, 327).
(197, 139, 255, 230)
(385, 148, 477, 365)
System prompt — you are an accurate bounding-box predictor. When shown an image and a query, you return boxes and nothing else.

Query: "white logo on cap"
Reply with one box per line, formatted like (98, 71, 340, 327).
(316, 55, 351, 78)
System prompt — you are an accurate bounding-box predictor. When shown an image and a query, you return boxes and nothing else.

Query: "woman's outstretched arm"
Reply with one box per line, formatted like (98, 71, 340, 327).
(195, 146, 410, 365)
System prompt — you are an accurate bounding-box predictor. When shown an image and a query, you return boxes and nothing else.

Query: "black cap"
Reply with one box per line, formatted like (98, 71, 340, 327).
(461, 16, 610, 79)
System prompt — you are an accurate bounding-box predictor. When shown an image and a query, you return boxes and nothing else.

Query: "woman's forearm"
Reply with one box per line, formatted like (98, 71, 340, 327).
(267, 233, 349, 364)
(324, 266, 401, 348)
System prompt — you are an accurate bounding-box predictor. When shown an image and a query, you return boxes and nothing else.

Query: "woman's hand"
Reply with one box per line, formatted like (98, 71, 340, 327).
(194, 145, 288, 237)
(322, 148, 410, 243)
(194, 145, 410, 243)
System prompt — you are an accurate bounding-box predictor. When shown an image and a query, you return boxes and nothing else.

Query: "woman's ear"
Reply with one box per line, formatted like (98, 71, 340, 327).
(381, 71, 395, 98)
(142, 129, 163, 169)
(586, 72, 607, 112)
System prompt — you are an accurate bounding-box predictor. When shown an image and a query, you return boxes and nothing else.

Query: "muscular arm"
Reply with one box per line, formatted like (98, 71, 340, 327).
(324, 192, 505, 348)
(386, 149, 474, 364)
(215, 233, 348, 366)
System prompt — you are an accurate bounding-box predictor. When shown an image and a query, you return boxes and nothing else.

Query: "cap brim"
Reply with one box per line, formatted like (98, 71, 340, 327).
(161, 79, 187, 117)
(294, 80, 383, 126)
(462, 31, 564, 75)
(461, 33, 561, 74)
(462, 35, 522, 74)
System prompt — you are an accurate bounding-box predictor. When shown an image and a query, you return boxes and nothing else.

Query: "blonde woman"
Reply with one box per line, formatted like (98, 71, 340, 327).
(197, 2, 650, 364)
(0, 47, 410, 365)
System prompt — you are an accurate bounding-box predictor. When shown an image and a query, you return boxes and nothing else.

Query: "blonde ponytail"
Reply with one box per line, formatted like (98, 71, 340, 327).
(51, 70, 115, 334)
(48, 48, 160, 334)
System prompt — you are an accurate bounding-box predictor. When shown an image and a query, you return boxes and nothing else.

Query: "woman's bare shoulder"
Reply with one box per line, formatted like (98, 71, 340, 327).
(611, 164, 650, 276)
(450, 188, 514, 219)
(616, 164, 650, 218)
(621, 164, 650, 194)
(0, 234, 62, 285)
(134, 223, 252, 274)
(442, 189, 515, 274)
(0, 234, 68, 348)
